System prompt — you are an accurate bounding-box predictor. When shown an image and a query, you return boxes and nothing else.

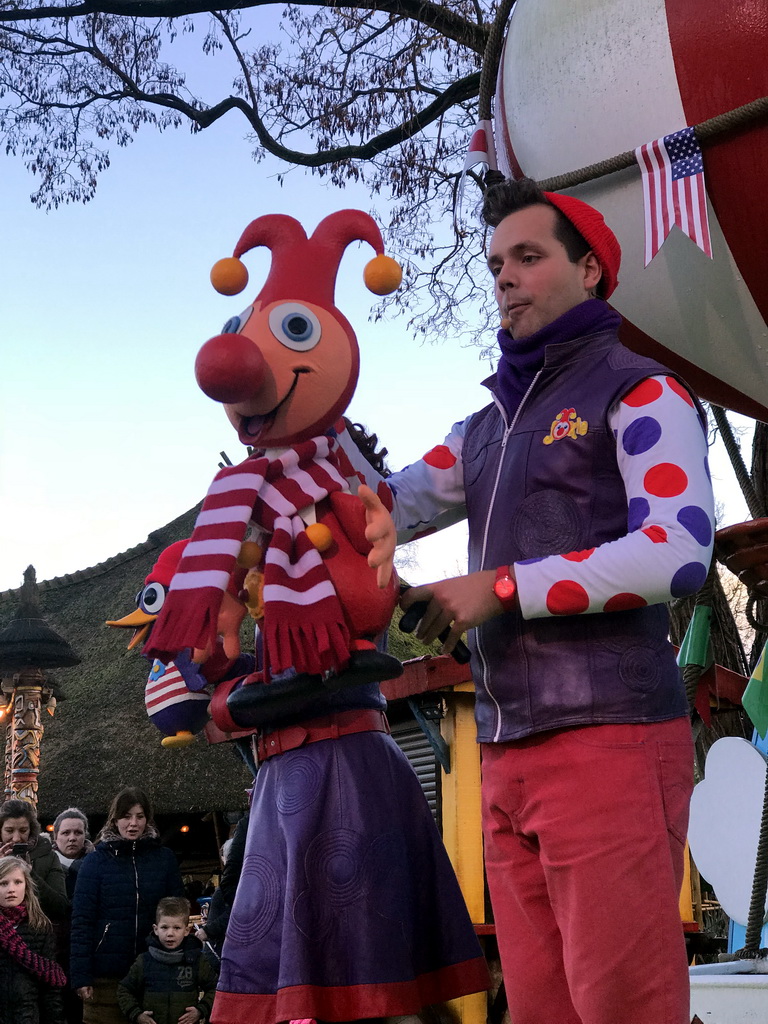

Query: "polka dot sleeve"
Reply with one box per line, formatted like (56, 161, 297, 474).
(334, 415, 470, 543)
(514, 376, 715, 619)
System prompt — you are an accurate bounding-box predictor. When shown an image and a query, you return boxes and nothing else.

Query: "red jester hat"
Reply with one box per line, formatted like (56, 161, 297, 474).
(196, 210, 401, 448)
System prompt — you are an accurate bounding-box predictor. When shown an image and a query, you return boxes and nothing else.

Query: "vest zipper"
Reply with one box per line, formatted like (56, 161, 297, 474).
(476, 370, 543, 743)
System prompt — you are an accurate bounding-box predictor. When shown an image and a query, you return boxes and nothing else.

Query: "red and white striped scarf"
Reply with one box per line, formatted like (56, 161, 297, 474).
(146, 437, 352, 678)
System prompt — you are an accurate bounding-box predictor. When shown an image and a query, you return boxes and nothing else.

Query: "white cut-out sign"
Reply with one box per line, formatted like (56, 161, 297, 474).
(689, 737, 768, 926)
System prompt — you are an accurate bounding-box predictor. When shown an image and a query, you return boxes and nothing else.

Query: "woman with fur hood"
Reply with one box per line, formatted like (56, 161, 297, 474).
(70, 788, 184, 1024)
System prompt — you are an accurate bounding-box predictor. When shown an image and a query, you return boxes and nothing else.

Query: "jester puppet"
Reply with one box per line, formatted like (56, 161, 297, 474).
(143, 211, 490, 1024)
(145, 211, 405, 728)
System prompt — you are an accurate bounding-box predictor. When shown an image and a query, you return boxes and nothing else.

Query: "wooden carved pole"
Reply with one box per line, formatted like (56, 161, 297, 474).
(0, 566, 80, 806)
(9, 668, 45, 808)
(3, 710, 12, 798)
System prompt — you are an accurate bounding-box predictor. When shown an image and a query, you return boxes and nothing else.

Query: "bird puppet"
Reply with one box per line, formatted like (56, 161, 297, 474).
(106, 541, 212, 747)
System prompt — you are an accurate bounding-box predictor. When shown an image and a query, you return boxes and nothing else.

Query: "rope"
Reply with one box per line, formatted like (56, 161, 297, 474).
(710, 406, 764, 519)
(746, 595, 768, 633)
(478, 0, 516, 121)
(741, 756, 768, 957)
(535, 94, 768, 193)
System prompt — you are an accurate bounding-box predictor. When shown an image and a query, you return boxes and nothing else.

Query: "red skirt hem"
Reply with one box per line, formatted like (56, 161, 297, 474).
(210, 956, 490, 1024)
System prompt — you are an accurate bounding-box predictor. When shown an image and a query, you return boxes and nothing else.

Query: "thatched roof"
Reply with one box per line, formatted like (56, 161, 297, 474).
(0, 506, 254, 818)
(0, 506, 436, 820)
(0, 566, 80, 669)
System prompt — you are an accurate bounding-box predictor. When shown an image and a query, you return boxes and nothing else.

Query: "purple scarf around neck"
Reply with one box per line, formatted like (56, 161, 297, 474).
(495, 298, 623, 420)
(0, 905, 67, 988)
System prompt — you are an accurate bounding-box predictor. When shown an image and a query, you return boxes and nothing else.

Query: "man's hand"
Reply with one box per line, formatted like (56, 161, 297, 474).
(137, 1013, 156, 1024)
(77, 987, 93, 1002)
(399, 571, 508, 654)
(358, 484, 395, 589)
(178, 1007, 201, 1024)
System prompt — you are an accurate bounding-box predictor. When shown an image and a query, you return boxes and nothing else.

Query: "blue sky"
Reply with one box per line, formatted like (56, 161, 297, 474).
(0, 107, 495, 592)
(0, 81, 751, 594)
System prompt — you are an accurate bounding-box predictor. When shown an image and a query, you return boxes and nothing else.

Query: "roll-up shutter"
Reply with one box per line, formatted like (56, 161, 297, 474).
(390, 719, 441, 828)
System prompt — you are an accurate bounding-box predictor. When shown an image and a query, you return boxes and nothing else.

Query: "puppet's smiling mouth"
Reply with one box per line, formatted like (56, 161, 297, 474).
(241, 369, 309, 439)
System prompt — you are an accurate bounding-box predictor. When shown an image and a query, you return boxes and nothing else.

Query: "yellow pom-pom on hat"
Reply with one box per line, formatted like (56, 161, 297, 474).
(363, 254, 402, 296)
(211, 257, 249, 296)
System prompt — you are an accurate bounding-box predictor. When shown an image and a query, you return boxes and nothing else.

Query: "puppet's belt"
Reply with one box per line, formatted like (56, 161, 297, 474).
(253, 708, 390, 763)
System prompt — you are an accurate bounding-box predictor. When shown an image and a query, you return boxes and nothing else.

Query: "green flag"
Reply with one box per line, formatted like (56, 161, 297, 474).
(743, 642, 768, 739)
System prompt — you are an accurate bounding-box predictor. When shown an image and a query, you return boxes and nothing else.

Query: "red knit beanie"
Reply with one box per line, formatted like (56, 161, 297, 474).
(543, 192, 621, 299)
(146, 540, 188, 587)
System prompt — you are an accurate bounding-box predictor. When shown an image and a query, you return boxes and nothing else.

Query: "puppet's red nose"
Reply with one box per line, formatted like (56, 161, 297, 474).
(195, 333, 267, 404)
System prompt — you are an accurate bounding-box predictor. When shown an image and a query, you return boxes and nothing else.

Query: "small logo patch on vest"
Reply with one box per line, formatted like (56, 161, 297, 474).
(543, 407, 588, 445)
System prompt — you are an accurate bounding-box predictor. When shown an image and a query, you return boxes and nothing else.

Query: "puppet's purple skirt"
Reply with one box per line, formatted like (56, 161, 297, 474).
(211, 729, 489, 1024)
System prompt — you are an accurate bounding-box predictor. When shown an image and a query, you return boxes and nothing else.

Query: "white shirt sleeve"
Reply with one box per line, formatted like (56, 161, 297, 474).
(343, 418, 471, 544)
(514, 375, 715, 618)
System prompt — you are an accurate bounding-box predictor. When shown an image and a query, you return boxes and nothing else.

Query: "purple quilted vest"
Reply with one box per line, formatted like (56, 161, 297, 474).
(463, 329, 692, 743)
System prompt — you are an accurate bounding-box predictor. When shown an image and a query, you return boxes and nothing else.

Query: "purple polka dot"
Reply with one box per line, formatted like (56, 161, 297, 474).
(677, 506, 712, 546)
(518, 556, 546, 565)
(627, 496, 650, 532)
(671, 561, 708, 598)
(622, 416, 662, 456)
(704, 456, 711, 481)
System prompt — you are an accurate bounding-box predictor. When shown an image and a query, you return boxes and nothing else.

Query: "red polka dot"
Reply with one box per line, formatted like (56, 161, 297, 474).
(422, 445, 457, 470)
(644, 463, 688, 497)
(604, 593, 648, 612)
(376, 481, 393, 512)
(666, 377, 694, 407)
(546, 580, 590, 615)
(622, 379, 663, 407)
(334, 417, 347, 433)
(642, 525, 668, 543)
(562, 548, 596, 562)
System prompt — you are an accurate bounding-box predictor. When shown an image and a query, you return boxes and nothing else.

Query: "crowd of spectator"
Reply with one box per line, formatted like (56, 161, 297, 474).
(0, 787, 223, 1024)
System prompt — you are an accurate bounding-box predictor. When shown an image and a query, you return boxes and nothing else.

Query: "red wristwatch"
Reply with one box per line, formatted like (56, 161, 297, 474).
(493, 565, 517, 610)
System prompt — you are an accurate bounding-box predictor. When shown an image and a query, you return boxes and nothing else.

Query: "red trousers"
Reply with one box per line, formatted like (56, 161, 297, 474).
(481, 718, 693, 1024)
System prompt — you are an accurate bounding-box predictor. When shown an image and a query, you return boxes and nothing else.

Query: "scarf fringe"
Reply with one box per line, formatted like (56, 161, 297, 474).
(264, 618, 351, 679)
(145, 589, 222, 663)
(0, 907, 67, 989)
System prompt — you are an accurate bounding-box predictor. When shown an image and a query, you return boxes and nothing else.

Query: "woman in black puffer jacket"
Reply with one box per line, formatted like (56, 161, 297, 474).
(69, 788, 183, 1024)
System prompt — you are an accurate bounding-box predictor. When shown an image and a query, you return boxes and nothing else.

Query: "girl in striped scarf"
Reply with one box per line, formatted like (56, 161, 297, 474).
(0, 855, 66, 1024)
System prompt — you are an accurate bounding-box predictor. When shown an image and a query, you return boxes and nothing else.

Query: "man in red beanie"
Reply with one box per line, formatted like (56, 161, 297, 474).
(347, 177, 714, 1024)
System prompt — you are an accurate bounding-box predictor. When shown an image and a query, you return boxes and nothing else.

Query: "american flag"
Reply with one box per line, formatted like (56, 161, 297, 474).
(635, 126, 712, 266)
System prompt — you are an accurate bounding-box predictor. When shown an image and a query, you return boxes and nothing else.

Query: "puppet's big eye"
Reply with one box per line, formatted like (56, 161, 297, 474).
(268, 303, 322, 351)
(137, 583, 166, 615)
(221, 305, 253, 335)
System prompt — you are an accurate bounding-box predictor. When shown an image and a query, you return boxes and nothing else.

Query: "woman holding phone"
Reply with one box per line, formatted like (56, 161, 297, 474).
(0, 798, 68, 923)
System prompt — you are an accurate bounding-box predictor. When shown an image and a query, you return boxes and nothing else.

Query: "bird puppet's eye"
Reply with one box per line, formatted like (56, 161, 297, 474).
(137, 583, 166, 615)
(268, 303, 322, 351)
(221, 305, 253, 335)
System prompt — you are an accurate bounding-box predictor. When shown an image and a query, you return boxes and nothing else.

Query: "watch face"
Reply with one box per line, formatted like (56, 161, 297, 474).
(494, 577, 516, 601)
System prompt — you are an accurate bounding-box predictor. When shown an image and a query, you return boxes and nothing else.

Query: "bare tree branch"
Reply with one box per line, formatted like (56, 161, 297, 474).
(0, 0, 489, 52)
(0, 1, 495, 341)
